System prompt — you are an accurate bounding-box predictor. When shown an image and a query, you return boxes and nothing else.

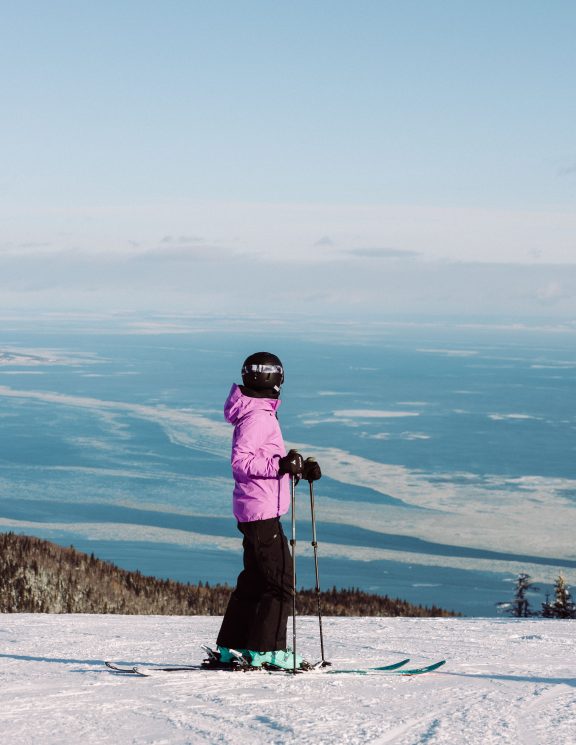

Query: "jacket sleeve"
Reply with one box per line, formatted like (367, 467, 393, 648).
(231, 414, 282, 479)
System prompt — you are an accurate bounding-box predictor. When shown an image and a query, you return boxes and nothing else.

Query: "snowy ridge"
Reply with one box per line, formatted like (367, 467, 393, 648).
(2, 614, 575, 744)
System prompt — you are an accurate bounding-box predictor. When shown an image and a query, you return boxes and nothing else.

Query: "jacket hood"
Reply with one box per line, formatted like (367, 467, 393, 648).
(224, 383, 281, 425)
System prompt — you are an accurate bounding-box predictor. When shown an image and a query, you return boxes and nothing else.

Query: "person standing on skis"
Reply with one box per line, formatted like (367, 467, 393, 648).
(214, 351, 321, 670)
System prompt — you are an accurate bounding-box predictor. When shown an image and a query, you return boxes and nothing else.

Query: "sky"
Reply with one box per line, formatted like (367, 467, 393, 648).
(1, 1, 575, 319)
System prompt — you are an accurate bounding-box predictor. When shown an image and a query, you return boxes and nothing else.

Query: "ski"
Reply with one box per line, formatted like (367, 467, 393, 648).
(132, 664, 209, 676)
(105, 661, 142, 673)
(105, 661, 205, 673)
(327, 659, 446, 676)
(388, 659, 446, 675)
(368, 658, 411, 672)
(196, 647, 413, 675)
(105, 656, 445, 677)
(128, 658, 445, 677)
(324, 658, 411, 675)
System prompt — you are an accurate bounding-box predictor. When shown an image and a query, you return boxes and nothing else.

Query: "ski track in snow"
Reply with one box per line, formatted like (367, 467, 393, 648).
(1, 615, 575, 745)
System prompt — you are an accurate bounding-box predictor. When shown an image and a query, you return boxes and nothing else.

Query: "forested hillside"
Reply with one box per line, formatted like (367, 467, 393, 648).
(0, 532, 456, 617)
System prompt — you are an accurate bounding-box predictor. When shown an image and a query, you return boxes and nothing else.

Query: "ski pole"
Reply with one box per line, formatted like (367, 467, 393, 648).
(290, 473, 297, 675)
(306, 458, 331, 666)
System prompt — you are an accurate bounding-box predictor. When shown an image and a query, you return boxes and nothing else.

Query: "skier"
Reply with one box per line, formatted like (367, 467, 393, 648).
(214, 351, 321, 670)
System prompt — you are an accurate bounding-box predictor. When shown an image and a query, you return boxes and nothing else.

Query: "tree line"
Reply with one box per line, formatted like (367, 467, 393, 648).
(0, 532, 457, 617)
(498, 572, 576, 619)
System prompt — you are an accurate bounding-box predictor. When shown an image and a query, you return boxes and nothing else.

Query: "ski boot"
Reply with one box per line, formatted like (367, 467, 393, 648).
(201, 645, 250, 670)
(243, 648, 305, 671)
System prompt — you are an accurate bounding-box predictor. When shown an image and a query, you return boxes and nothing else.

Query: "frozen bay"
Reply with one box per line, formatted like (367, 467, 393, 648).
(0, 317, 575, 615)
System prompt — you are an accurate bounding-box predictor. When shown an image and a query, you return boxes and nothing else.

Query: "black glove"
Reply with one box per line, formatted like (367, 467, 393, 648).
(278, 449, 303, 476)
(302, 457, 322, 482)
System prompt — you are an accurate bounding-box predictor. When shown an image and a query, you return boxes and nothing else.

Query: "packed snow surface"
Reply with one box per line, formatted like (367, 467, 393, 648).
(1, 614, 575, 744)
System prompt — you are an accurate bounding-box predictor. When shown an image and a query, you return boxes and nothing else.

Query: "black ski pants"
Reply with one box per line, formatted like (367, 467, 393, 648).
(216, 516, 294, 651)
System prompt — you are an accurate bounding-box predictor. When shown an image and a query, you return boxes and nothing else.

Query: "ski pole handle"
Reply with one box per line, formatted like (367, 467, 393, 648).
(302, 456, 322, 483)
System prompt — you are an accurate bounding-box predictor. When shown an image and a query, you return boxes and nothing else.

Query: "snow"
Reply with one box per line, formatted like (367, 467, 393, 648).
(1, 614, 575, 744)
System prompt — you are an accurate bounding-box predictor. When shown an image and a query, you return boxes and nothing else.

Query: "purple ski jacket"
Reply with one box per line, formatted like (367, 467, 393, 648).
(224, 383, 290, 523)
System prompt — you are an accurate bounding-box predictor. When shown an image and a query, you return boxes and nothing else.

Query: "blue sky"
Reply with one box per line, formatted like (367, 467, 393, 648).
(1, 1, 575, 318)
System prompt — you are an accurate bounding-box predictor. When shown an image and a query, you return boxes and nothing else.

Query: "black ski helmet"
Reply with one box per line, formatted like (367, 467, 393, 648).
(241, 352, 284, 392)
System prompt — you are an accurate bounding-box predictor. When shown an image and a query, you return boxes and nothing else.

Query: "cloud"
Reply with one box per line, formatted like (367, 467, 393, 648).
(0, 241, 53, 255)
(535, 281, 570, 304)
(140, 236, 245, 262)
(160, 235, 204, 245)
(17, 242, 53, 250)
(345, 247, 420, 259)
(142, 242, 261, 264)
(314, 236, 335, 247)
(558, 164, 576, 177)
(137, 246, 222, 262)
(1, 242, 576, 318)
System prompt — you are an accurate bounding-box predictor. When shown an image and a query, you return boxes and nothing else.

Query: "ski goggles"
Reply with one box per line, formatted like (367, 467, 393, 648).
(242, 364, 284, 375)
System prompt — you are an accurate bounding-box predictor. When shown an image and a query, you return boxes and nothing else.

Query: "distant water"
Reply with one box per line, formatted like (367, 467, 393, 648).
(1, 318, 575, 616)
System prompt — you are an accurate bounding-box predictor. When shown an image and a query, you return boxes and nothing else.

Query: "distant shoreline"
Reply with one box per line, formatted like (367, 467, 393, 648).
(0, 532, 458, 618)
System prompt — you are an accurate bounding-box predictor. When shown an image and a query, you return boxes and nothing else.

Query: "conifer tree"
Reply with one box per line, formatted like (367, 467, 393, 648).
(541, 592, 554, 618)
(498, 573, 539, 617)
(542, 574, 576, 619)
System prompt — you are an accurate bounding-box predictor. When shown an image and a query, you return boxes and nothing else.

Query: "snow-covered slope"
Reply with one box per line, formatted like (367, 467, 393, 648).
(1, 614, 574, 744)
